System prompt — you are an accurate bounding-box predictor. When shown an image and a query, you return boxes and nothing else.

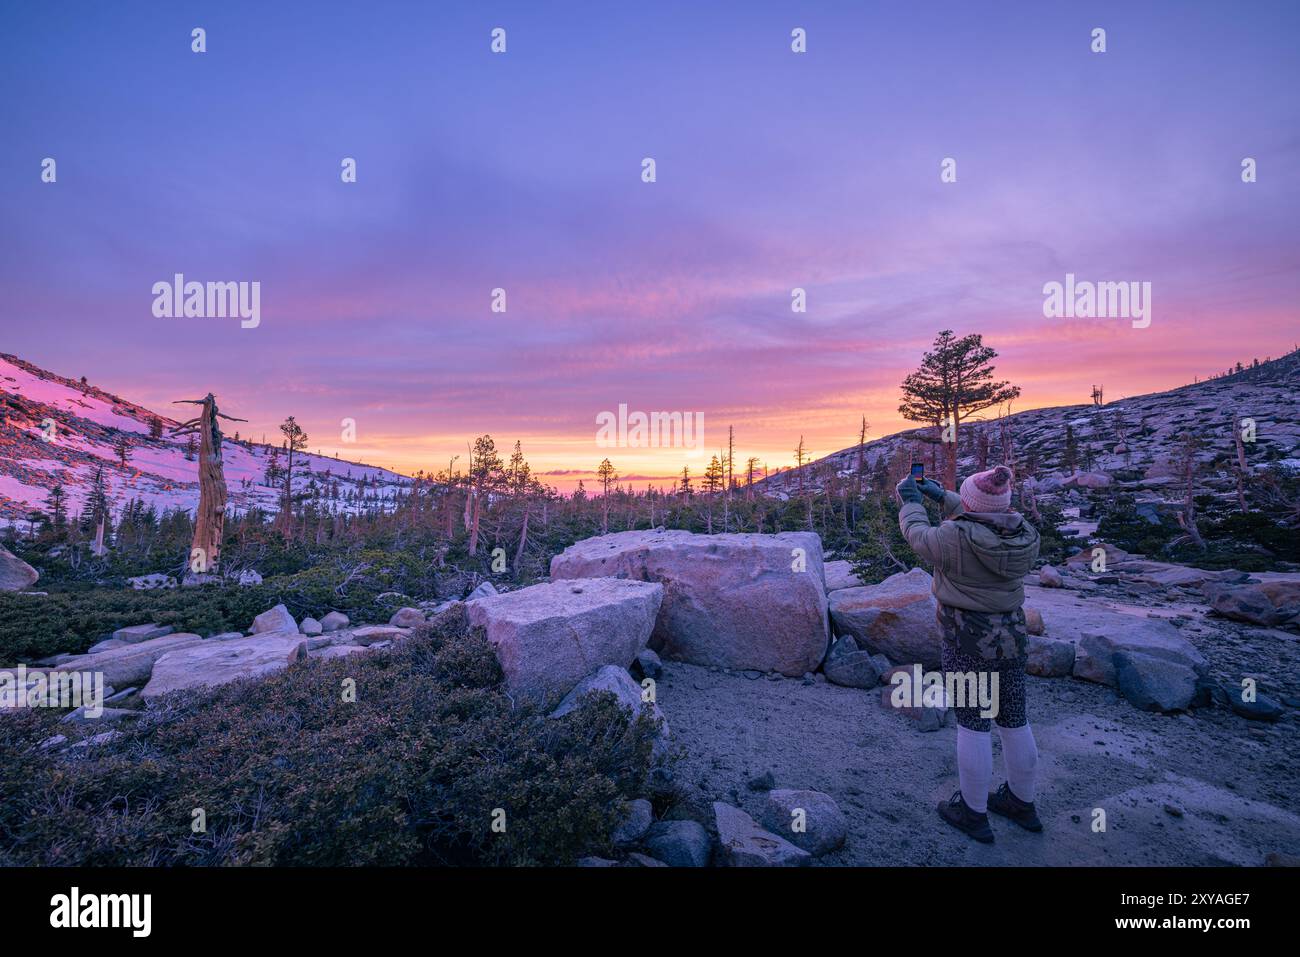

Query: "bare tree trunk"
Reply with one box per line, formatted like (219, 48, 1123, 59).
(1232, 414, 1249, 513)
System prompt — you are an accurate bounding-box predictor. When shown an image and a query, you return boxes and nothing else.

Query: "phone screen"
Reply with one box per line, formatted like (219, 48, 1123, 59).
(910, 463, 924, 481)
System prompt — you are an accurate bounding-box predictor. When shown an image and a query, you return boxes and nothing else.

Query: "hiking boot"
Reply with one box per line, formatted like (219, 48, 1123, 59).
(987, 782, 1043, 832)
(937, 791, 994, 843)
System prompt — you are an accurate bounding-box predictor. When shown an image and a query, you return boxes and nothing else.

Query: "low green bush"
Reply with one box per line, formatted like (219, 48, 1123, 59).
(0, 611, 656, 866)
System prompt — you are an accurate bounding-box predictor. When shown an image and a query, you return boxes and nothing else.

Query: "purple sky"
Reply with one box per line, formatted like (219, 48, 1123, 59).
(2, 1, 1298, 488)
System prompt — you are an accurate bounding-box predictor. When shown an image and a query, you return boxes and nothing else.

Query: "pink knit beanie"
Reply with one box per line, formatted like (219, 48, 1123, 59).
(960, 465, 1014, 513)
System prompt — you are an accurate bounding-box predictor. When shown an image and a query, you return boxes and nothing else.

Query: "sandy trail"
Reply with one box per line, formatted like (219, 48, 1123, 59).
(657, 601, 1300, 866)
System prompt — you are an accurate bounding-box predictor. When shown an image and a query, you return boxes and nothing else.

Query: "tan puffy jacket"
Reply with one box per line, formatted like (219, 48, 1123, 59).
(899, 491, 1040, 613)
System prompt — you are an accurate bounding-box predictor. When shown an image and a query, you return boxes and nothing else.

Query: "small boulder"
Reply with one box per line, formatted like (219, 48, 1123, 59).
(320, 611, 350, 632)
(111, 623, 173, 644)
(299, 617, 323, 636)
(1202, 580, 1300, 627)
(760, 789, 847, 857)
(1024, 607, 1045, 635)
(1038, 566, 1064, 588)
(388, 607, 426, 628)
(1114, 651, 1199, 712)
(237, 569, 263, 586)
(1025, 635, 1075, 677)
(466, 580, 498, 602)
(251, 604, 297, 635)
(612, 798, 654, 846)
(713, 802, 811, 867)
(1074, 621, 1207, 688)
(635, 647, 663, 679)
(643, 820, 712, 867)
(823, 635, 882, 689)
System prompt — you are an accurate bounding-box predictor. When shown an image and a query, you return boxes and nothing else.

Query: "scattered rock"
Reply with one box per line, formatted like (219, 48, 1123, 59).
(111, 623, 173, 644)
(713, 802, 811, 867)
(236, 569, 263, 586)
(760, 789, 847, 856)
(320, 611, 350, 632)
(466, 580, 498, 602)
(1203, 580, 1300, 627)
(550, 665, 669, 762)
(388, 607, 426, 628)
(635, 647, 663, 679)
(1024, 607, 1045, 635)
(612, 798, 654, 846)
(1224, 687, 1285, 722)
(466, 578, 663, 703)
(251, 604, 297, 635)
(1038, 566, 1064, 588)
(1114, 651, 1200, 713)
(313, 644, 371, 660)
(747, 770, 776, 792)
(60, 706, 137, 725)
(644, 820, 712, 867)
(829, 568, 943, 669)
(299, 617, 323, 636)
(823, 634, 883, 689)
(550, 529, 829, 677)
(349, 626, 407, 646)
(1025, 635, 1076, 677)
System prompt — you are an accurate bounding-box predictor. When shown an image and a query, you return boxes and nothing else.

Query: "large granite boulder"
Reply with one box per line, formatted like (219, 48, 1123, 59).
(0, 545, 39, 591)
(142, 633, 308, 699)
(550, 530, 828, 676)
(53, 632, 205, 688)
(829, 567, 943, 669)
(465, 578, 662, 703)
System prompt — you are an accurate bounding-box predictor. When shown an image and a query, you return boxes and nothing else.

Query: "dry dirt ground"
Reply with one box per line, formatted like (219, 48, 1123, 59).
(657, 588, 1300, 866)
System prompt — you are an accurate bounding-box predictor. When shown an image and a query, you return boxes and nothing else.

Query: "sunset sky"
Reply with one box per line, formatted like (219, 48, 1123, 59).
(2, 1, 1297, 492)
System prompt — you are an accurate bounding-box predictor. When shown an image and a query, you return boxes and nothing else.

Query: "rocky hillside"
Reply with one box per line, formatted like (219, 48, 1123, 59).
(760, 349, 1300, 506)
(0, 354, 411, 524)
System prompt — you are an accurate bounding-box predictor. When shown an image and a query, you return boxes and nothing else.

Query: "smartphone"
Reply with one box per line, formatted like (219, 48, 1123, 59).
(910, 463, 924, 482)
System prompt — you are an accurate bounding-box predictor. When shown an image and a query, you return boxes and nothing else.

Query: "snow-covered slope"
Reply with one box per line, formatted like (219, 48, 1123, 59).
(0, 354, 411, 523)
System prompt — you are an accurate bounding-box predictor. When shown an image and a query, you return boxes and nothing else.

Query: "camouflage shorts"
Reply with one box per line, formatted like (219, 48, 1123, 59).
(936, 603, 1028, 661)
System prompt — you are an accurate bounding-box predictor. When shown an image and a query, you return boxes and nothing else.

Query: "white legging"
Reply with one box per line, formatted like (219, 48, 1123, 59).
(957, 724, 1038, 813)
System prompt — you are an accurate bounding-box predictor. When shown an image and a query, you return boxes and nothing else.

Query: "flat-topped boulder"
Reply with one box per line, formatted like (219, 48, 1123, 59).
(465, 578, 663, 703)
(549, 530, 828, 676)
(54, 632, 206, 688)
(142, 633, 308, 699)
